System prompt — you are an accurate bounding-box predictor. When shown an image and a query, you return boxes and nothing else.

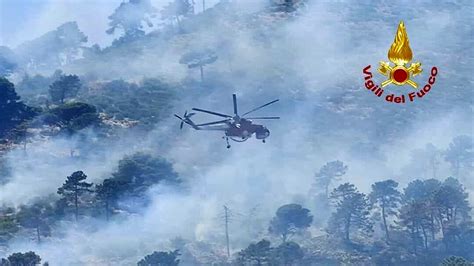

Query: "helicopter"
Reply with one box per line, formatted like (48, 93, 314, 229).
(174, 94, 280, 148)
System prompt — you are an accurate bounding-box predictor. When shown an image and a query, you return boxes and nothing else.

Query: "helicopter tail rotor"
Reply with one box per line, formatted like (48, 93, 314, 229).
(180, 110, 187, 129)
(174, 111, 196, 130)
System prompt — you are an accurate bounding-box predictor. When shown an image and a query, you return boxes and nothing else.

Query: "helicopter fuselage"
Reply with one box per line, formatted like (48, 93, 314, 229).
(225, 118, 270, 141)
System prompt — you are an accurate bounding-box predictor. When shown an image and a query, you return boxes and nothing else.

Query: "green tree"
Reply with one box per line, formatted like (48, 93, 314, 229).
(110, 153, 180, 198)
(369, 179, 402, 243)
(0, 78, 36, 138)
(444, 135, 473, 178)
(403, 178, 441, 241)
(0, 208, 18, 245)
(79, 78, 175, 130)
(269, 204, 313, 242)
(397, 200, 431, 252)
(433, 177, 471, 249)
(270, 0, 307, 13)
(17, 73, 51, 95)
(16, 202, 54, 244)
(106, 0, 157, 43)
(48, 74, 81, 104)
(137, 250, 180, 266)
(46, 102, 99, 132)
(328, 183, 373, 241)
(95, 179, 124, 221)
(313, 160, 348, 198)
(15, 22, 87, 70)
(404, 179, 441, 202)
(179, 50, 218, 82)
(160, 0, 193, 31)
(2, 251, 41, 265)
(237, 239, 272, 265)
(57, 171, 93, 221)
(273, 241, 304, 265)
(441, 256, 472, 266)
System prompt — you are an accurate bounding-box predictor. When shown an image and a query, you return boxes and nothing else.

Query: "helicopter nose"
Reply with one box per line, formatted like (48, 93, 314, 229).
(256, 128, 270, 139)
(264, 128, 270, 138)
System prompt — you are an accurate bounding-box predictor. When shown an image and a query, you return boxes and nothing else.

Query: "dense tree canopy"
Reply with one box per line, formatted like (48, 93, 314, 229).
(110, 153, 180, 198)
(44, 102, 99, 132)
(48, 74, 81, 104)
(0, 78, 36, 138)
(268, 204, 313, 242)
(15, 22, 87, 71)
(237, 239, 304, 265)
(16, 201, 54, 244)
(273, 241, 304, 265)
(79, 78, 175, 130)
(237, 239, 272, 265)
(137, 250, 180, 266)
(160, 0, 194, 31)
(95, 178, 124, 221)
(328, 183, 373, 241)
(399, 177, 472, 254)
(107, 0, 157, 43)
(1, 251, 42, 266)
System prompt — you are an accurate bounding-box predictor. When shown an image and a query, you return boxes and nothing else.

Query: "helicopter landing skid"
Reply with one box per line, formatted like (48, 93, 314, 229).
(224, 136, 231, 149)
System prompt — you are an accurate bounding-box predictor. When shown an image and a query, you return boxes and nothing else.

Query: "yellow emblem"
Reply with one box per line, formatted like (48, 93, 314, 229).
(378, 21, 422, 88)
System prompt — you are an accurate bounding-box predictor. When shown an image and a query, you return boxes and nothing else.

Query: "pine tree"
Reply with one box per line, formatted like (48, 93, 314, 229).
(48, 74, 81, 104)
(107, 0, 157, 42)
(433, 177, 471, 249)
(403, 178, 442, 241)
(444, 135, 473, 178)
(179, 49, 218, 82)
(160, 0, 193, 32)
(268, 204, 313, 242)
(313, 160, 348, 198)
(397, 200, 431, 252)
(17, 201, 54, 244)
(369, 179, 402, 243)
(57, 171, 93, 221)
(328, 183, 373, 241)
(95, 179, 123, 221)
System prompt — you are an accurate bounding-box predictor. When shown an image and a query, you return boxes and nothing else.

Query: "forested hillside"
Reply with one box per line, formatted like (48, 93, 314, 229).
(0, 0, 472, 265)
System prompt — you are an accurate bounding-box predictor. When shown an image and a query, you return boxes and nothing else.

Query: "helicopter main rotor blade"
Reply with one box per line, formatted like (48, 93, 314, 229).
(196, 119, 231, 126)
(246, 116, 280, 120)
(242, 99, 279, 117)
(233, 94, 238, 116)
(192, 108, 232, 118)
